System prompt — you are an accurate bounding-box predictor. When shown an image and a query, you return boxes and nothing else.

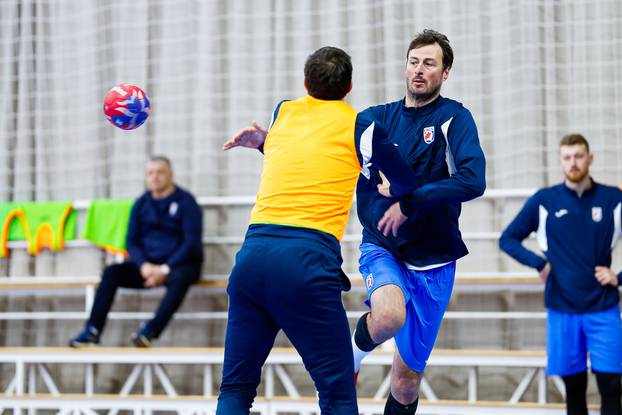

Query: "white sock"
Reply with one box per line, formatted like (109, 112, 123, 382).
(351, 330, 370, 373)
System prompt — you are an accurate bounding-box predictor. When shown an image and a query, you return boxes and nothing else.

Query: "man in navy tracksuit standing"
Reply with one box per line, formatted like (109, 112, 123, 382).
(500, 134, 622, 415)
(69, 156, 203, 347)
(350, 30, 486, 414)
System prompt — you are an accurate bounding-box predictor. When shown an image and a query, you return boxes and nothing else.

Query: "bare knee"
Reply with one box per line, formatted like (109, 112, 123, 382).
(368, 285, 406, 343)
(368, 308, 405, 342)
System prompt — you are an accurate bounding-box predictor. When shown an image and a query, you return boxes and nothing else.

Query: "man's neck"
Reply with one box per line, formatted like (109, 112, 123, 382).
(405, 92, 440, 108)
(564, 176, 592, 197)
(151, 185, 175, 200)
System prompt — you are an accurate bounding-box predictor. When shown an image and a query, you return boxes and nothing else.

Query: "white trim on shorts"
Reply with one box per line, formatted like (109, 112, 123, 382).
(404, 261, 451, 271)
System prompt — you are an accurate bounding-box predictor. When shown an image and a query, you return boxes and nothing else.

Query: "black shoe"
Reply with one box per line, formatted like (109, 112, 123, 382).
(69, 325, 100, 348)
(131, 323, 154, 347)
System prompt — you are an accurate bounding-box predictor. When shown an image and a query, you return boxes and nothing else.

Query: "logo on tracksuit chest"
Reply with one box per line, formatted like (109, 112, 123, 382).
(592, 206, 602, 222)
(554, 209, 568, 218)
(423, 126, 435, 144)
(169, 202, 178, 216)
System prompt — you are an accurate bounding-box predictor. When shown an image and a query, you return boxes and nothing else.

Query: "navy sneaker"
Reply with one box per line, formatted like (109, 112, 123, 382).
(69, 325, 100, 347)
(131, 322, 154, 348)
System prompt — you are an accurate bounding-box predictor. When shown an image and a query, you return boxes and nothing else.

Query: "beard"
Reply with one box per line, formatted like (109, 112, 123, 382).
(406, 80, 442, 104)
(565, 168, 589, 183)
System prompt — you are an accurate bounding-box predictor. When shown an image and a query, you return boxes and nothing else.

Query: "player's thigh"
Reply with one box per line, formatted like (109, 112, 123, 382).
(370, 284, 406, 324)
(222, 248, 280, 385)
(274, 248, 356, 405)
(166, 263, 201, 287)
(359, 243, 408, 318)
(546, 309, 587, 376)
(102, 262, 144, 289)
(280, 286, 353, 383)
(273, 246, 350, 363)
(281, 295, 356, 411)
(222, 301, 279, 383)
(584, 305, 622, 374)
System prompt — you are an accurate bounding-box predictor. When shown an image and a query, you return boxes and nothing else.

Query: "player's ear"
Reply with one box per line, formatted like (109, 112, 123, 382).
(304, 80, 309, 92)
(347, 82, 352, 94)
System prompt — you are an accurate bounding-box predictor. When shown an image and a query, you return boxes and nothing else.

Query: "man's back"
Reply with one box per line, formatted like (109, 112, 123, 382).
(251, 95, 359, 241)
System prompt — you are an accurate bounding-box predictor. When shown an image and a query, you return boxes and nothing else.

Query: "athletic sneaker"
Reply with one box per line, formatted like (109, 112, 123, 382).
(69, 325, 100, 347)
(131, 322, 154, 347)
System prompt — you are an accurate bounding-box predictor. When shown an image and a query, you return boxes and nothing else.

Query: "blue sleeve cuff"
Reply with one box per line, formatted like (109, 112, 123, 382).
(399, 196, 415, 217)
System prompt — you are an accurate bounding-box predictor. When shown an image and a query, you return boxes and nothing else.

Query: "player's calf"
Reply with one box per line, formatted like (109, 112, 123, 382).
(382, 347, 424, 414)
(595, 371, 622, 415)
(352, 312, 381, 378)
(384, 392, 418, 415)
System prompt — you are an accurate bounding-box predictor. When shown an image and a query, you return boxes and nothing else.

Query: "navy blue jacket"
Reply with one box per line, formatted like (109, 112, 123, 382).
(499, 181, 622, 313)
(357, 96, 486, 267)
(126, 186, 203, 269)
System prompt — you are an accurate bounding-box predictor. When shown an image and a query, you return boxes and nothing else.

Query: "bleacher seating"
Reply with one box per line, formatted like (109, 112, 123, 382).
(0, 192, 616, 413)
(1, 346, 594, 414)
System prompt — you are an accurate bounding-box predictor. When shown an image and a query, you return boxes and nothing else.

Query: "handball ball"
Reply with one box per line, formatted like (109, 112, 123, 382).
(103, 83, 151, 130)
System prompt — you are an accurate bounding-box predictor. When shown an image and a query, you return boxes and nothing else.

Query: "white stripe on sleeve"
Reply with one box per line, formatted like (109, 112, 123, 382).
(611, 202, 621, 249)
(536, 205, 548, 252)
(441, 117, 456, 175)
(359, 121, 374, 179)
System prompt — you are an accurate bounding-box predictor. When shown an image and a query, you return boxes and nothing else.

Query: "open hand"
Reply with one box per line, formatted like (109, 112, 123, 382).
(144, 268, 167, 288)
(377, 202, 407, 237)
(140, 262, 158, 279)
(222, 121, 268, 150)
(144, 274, 165, 288)
(595, 266, 618, 286)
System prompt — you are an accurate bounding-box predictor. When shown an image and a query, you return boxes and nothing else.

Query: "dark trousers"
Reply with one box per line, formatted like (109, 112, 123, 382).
(216, 236, 357, 415)
(87, 261, 200, 337)
(563, 371, 621, 415)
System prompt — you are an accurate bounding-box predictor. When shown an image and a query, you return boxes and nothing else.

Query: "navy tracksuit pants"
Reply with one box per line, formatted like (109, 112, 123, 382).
(88, 261, 200, 338)
(216, 226, 357, 414)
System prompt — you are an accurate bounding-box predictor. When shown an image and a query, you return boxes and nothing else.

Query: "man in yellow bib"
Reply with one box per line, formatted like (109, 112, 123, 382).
(216, 47, 417, 414)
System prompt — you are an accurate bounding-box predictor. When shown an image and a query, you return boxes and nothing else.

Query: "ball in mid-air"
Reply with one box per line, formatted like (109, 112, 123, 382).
(103, 83, 150, 130)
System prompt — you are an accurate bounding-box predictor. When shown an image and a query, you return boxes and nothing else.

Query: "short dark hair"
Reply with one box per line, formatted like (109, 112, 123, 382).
(304, 46, 352, 100)
(407, 29, 453, 70)
(560, 134, 590, 152)
(149, 155, 172, 169)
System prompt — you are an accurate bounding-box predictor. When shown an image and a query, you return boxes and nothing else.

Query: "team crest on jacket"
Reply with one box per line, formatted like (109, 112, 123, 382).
(366, 273, 374, 290)
(423, 126, 435, 144)
(592, 207, 602, 222)
(169, 202, 178, 216)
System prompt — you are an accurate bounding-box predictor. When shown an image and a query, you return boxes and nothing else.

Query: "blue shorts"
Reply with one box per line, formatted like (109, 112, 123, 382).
(359, 243, 455, 372)
(547, 305, 622, 376)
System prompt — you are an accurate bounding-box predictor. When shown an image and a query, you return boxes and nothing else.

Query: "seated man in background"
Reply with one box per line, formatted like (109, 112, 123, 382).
(70, 155, 203, 347)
